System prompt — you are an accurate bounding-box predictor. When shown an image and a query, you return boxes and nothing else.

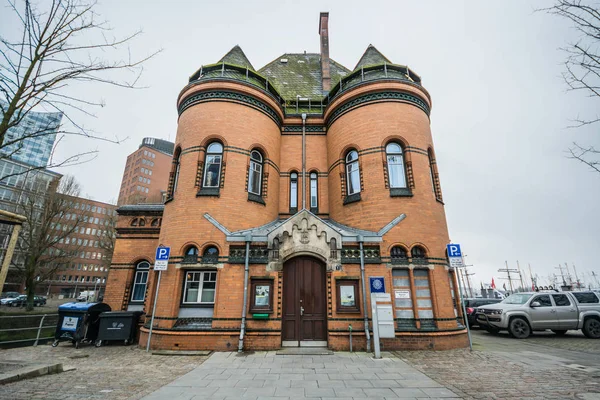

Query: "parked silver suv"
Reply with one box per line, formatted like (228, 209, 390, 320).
(476, 291, 600, 339)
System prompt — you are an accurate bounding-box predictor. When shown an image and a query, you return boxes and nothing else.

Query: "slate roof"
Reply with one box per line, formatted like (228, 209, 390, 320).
(353, 44, 391, 71)
(258, 53, 351, 98)
(218, 45, 255, 71)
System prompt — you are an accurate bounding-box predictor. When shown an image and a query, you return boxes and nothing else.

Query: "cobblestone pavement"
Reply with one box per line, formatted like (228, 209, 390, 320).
(396, 330, 600, 400)
(0, 343, 208, 399)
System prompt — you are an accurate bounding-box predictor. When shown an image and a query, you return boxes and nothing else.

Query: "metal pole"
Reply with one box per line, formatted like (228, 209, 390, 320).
(146, 270, 162, 352)
(505, 261, 514, 292)
(359, 240, 371, 353)
(455, 267, 473, 351)
(238, 240, 251, 352)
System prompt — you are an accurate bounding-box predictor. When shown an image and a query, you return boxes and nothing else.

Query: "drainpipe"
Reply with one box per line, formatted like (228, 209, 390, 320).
(359, 238, 371, 353)
(238, 237, 251, 352)
(301, 113, 307, 210)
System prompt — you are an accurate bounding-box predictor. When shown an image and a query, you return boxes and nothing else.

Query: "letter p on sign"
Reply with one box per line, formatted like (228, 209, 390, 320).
(446, 244, 462, 258)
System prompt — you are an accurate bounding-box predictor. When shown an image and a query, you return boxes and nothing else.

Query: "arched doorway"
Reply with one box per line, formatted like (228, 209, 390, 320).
(282, 256, 327, 347)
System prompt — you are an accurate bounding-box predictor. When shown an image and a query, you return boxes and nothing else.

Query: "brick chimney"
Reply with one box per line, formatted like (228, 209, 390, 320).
(319, 12, 331, 92)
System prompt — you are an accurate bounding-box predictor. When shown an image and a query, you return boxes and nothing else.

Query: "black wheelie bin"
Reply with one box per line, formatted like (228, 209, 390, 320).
(53, 302, 111, 348)
(95, 311, 144, 347)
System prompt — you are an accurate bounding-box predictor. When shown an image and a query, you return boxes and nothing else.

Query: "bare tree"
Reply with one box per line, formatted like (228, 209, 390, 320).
(13, 174, 88, 310)
(0, 0, 159, 175)
(540, 1, 600, 173)
(97, 206, 116, 270)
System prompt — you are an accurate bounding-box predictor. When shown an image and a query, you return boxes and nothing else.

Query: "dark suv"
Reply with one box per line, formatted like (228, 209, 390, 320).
(463, 298, 502, 327)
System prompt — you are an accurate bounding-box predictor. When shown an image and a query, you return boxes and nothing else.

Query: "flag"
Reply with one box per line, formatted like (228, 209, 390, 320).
(491, 277, 496, 289)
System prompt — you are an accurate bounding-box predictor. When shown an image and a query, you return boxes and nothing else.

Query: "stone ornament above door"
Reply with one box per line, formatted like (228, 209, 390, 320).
(267, 210, 341, 272)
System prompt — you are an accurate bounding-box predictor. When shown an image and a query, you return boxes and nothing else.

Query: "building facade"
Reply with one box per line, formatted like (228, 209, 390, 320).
(105, 14, 467, 351)
(45, 196, 117, 299)
(0, 101, 62, 168)
(0, 158, 62, 293)
(117, 137, 174, 206)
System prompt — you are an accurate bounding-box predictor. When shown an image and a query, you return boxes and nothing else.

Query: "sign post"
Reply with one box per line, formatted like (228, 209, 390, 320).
(368, 277, 394, 359)
(446, 244, 473, 351)
(147, 246, 170, 352)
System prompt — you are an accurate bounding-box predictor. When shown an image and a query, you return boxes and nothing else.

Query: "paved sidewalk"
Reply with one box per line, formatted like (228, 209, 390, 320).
(143, 351, 459, 399)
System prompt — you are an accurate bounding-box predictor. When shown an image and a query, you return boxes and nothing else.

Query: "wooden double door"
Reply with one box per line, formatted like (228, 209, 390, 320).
(282, 256, 327, 346)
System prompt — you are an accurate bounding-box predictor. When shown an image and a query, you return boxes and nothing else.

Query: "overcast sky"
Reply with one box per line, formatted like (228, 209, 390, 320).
(4, 0, 599, 290)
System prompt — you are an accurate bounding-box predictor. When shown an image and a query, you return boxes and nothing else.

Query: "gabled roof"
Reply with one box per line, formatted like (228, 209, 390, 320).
(219, 45, 255, 71)
(204, 209, 406, 243)
(353, 44, 392, 71)
(258, 53, 350, 99)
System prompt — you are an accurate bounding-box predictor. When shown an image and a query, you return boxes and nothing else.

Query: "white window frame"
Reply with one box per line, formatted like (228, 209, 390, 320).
(202, 142, 223, 188)
(248, 150, 263, 196)
(131, 261, 150, 302)
(182, 271, 217, 304)
(345, 150, 361, 195)
(289, 172, 298, 209)
(310, 172, 318, 208)
(386, 142, 407, 188)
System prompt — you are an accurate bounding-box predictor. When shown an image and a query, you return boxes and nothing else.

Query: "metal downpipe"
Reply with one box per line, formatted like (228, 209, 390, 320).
(301, 113, 307, 210)
(238, 239, 251, 352)
(359, 240, 371, 353)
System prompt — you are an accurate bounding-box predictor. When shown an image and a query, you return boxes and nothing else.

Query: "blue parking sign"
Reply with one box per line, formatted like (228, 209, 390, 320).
(446, 244, 462, 258)
(154, 246, 171, 271)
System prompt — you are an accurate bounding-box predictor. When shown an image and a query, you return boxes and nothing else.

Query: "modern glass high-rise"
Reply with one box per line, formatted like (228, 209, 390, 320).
(1, 101, 63, 168)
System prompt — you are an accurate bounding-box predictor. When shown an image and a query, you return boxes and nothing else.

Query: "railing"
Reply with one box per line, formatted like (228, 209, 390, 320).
(0, 314, 57, 347)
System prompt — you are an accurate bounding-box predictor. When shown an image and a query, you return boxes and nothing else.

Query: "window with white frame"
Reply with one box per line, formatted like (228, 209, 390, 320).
(183, 271, 217, 304)
(345, 150, 360, 195)
(131, 261, 150, 302)
(289, 172, 298, 211)
(203, 142, 223, 188)
(248, 150, 263, 195)
(310, 172, 318, 210)
(386, 142, 407, 188)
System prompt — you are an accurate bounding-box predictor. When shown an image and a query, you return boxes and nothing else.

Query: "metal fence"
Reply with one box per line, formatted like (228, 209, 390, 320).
(0, 314, 58, 347)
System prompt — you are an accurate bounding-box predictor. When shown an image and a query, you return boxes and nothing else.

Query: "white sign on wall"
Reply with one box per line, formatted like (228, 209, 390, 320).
(394, 290, 411, 299)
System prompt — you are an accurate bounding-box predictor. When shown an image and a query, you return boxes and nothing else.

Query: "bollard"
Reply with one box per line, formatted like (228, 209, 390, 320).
(348, 324, 353, 352)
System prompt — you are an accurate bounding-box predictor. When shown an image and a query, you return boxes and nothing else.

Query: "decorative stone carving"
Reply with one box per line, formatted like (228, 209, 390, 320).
(266, 210, 342, 272)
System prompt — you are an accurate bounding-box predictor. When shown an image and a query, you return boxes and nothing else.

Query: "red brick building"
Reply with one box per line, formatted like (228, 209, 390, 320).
(105, 13, 467, 351)
(117, 137, 174, 206)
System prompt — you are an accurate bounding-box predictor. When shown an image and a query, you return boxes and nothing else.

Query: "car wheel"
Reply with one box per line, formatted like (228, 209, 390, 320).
(508, 317, 531, 339)
(552, 330, 567, 336)
(582, 318, 600, 339)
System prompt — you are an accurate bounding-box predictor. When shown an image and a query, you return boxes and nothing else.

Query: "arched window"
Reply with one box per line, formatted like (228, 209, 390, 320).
(150, 218, 160, 227)
(130, 218, 138, 227)
(345, 150, 360, 195)
(411, 246, 427, 264)
(330, 238, 337, 259)
(183, 246, 198, 263)
(391, 246, 408, 264)
(310, 172, 318, 211)
(386, 142, 407, 188)
(138, 219, 146, 227)
(248, 150, 263, 195)
(203, 246, 219, 263)
(131, 261, 150, 302)
(289, 172, 298, 212)
(172, 148, 181, 195)
(203, 142, 223, 188)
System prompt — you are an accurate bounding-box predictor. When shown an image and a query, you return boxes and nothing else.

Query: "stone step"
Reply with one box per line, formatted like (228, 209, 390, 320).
(275, 347, 333, 355)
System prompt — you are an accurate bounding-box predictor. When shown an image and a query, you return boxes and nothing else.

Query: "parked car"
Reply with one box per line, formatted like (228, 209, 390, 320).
(476, 291, 600, 339)
(0, 292, 21, 305)
(463, 298, 502, 327)
(5, 295, 46, 307)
